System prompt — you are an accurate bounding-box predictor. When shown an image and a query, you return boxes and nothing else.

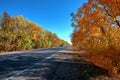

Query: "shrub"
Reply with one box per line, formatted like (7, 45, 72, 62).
(88, 47, 120, 75)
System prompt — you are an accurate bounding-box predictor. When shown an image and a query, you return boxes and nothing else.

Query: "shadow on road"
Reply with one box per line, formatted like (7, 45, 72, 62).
(0, 48, 111, 80)
(50, 53, 110, 80)
(0, 53, 44, 78)
(16, 53, 110, 80)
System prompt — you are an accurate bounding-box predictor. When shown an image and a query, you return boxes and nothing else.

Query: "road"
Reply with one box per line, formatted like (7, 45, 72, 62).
(0, 46, 115, 80)
(0, 46, 74, 80)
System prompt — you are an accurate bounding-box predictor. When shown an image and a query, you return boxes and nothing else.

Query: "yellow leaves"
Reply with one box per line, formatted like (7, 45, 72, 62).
(71, 0, 120, 75)
(90, 27, 102, 37)
(100, 19, 104, 22)
(72, 0, 120, 50)
(91, 33, 101, 37)
(0, 11, 70, 52)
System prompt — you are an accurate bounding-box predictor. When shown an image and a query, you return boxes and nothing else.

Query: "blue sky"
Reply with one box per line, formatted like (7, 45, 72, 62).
(0, 0, 88, 44)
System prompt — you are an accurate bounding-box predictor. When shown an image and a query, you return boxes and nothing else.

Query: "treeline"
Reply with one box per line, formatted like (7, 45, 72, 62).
(0, 12, 69, 52)
(71, 0, 120, 75)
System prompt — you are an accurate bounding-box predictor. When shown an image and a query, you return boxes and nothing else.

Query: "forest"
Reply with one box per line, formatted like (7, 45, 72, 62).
(0, 12, 69, 52)
(71, 0, 120, 75)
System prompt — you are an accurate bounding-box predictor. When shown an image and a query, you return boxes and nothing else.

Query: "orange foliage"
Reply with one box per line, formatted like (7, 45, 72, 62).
(71, 0, 120, 75)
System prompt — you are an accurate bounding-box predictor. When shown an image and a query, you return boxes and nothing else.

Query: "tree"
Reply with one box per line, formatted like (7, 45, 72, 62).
(0, 11, 70, 52)
(72, 0, 120, 49)
(98, 0, 120, 27)
(1, 12, 12, 31)
(71, 0, 120, 74)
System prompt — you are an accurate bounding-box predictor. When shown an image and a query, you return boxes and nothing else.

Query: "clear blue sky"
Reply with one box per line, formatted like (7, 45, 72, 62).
(0, 0, 88, 44)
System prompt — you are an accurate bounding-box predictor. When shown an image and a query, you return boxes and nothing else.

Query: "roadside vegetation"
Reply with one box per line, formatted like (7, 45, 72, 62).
(71, 0, 120, 78)
(0, 12, 69, 52)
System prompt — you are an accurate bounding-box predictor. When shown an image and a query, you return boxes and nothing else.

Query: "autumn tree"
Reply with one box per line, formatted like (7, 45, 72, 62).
(0, 11, 70, 52)
(71, 0, 120, 74)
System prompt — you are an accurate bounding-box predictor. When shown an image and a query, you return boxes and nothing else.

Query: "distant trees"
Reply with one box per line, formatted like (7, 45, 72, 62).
(0, 11, 69, 52)
(71, 0, 120, 74)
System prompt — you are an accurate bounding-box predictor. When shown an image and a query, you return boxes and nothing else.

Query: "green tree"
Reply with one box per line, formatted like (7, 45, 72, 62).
(0, 11, 70, 52)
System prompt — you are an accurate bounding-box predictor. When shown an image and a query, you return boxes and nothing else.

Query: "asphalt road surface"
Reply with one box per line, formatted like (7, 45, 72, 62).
(0, 46, 74, 80)
(0, 46, 116, 80)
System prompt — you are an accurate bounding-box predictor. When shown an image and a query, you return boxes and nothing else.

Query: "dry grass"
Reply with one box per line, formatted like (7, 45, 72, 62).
(72, 46, 120, 80)
(87, 48, 120, 79)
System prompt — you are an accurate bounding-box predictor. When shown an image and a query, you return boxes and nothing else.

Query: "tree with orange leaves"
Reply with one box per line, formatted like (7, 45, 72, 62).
(72, 0, 120, 48)
(71, 0, 120, 74)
